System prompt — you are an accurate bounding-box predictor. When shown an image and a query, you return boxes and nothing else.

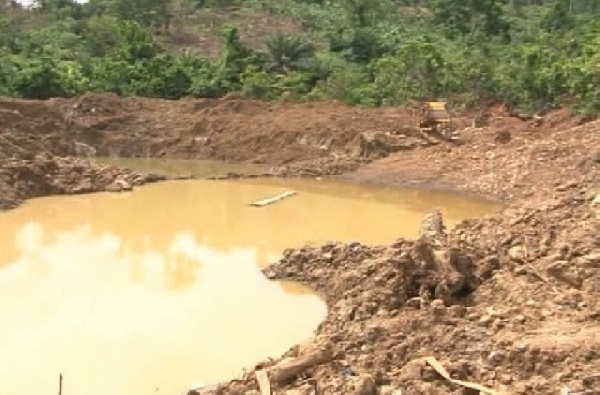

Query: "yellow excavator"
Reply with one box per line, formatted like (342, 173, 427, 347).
(411, 99, 455, 139)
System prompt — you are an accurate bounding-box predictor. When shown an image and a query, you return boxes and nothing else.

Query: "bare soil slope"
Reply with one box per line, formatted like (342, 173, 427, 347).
(162, 8, 304, 59)
(344, 107, 599, 201)
(0, 97, 164, 209)
(0, 98, 75, 159)
(55, 92, 427, 165)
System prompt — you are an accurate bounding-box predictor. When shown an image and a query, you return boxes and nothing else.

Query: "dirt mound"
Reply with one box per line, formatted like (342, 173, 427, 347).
(345, 113, 600, 202)
(204, 183, 598, 394)
(69, 91, 135, 117)
(187, 113, 598, 395)
(0, 96, 168, 209)
(0, 98, 75, 159)
(57, 93, 427, 166)
(0, 156, 165, 210)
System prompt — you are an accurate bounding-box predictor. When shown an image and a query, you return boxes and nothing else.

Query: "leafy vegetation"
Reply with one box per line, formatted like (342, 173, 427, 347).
(0, 0, 599, 114)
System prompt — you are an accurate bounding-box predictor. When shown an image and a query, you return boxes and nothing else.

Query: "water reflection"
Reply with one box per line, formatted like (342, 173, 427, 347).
(0, 223, 326, 395)
(0, 178, 500, 395)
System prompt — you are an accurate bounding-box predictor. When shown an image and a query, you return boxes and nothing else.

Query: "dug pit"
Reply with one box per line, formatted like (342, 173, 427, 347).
(0, 177, 501, 395)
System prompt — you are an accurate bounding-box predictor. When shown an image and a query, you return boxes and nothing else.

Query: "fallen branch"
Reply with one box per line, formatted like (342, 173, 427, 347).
(267, 348, 332, 385)
(424, 357, 505, 395)
(250, 191, 296, 207)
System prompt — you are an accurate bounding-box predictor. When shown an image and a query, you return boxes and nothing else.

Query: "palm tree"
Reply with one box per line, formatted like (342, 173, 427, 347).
(263, 31, 315, 74)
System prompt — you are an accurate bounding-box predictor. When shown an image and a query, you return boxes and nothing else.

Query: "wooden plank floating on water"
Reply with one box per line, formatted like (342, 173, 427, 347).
(250, 191, 296, 207)
(255, 369, 271, 395)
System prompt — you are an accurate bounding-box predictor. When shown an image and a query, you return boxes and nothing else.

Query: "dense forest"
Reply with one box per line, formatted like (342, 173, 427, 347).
(0, 0, 599, 113)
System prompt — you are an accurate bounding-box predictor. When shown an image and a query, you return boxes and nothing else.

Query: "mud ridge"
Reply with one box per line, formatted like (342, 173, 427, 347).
(0, 156, 166, 210)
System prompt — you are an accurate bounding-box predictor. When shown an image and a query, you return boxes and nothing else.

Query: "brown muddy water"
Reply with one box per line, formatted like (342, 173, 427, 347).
(0, 176, 501, 395)
(96, 157, 270, 177)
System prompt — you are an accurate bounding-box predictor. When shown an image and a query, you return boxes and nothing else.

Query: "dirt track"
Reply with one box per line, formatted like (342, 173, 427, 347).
(1, 94, 599, 394)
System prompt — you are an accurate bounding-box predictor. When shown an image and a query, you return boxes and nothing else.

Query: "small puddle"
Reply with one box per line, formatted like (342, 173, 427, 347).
(0, 174, 501, 395)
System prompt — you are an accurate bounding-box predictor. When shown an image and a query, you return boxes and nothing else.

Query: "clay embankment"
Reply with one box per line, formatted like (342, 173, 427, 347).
(52, 92, 436, 167)
(343, 107, 599, 202)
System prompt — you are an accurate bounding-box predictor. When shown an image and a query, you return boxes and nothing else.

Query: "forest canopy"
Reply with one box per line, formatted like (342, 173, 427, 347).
(0, 0, 598, 114)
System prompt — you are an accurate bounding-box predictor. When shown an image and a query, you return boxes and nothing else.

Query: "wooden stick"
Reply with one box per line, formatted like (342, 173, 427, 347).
(424, 357, 505, 395)
(255, 369, 271, 395)
(59, 373, 63, 395)
(267, 348, 332, 385)
(249, 191, 296, 207)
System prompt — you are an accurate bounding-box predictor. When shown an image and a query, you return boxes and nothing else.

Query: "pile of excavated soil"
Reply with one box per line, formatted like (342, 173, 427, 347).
(0, 98, 165, 209)
(201, 182, 599, 395)
(344, 111, 599, 202)
(0, 156, 165, 210)
(190, 115, 599, 395)
(53, 92, 430, 167)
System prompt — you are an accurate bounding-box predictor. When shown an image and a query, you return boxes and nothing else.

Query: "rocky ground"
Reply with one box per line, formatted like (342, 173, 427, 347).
(0, 155, 165, 210)
(188, 105, 600, 394)
(0, 97, 167, 209)
(342, 106, 599, 202)
(0, 94, 598, 395)
(201, 179, 598, 394)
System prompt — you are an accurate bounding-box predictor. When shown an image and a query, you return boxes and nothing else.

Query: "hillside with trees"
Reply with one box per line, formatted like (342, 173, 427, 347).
(0, 0, 598, 114)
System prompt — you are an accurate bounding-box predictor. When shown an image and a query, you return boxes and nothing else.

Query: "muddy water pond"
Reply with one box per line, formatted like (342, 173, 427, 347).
(96, 157, 270, 178)
(0, 177, 501, 395)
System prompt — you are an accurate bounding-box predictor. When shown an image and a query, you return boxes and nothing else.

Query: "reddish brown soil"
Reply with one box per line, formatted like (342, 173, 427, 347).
(0, 98, 75, 159)
(0, 156, 165, 210)
(343, 109, 598, 202)
(1, 93, 599, 395)
(162, 8, 304, 59)
(241, 178, 598, 395)
(0, 96, 166, 209)
(50, 92, 429, 166)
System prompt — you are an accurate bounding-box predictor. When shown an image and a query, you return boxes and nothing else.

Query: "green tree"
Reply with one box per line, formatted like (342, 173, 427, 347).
(429, 0, 511, 40)
(107, 0, 173, 30)
(240, 65, 277, 99)
(130, 55, 191, 98)
(9, 56, 84, 98)
(329, 27, 387, 62)
(541, 0, 574, 32)
(263, 32, 316, 73)
(371, 36, 446, 103)
(214, 24, 261, 91)
(339, 0, 387, 27)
